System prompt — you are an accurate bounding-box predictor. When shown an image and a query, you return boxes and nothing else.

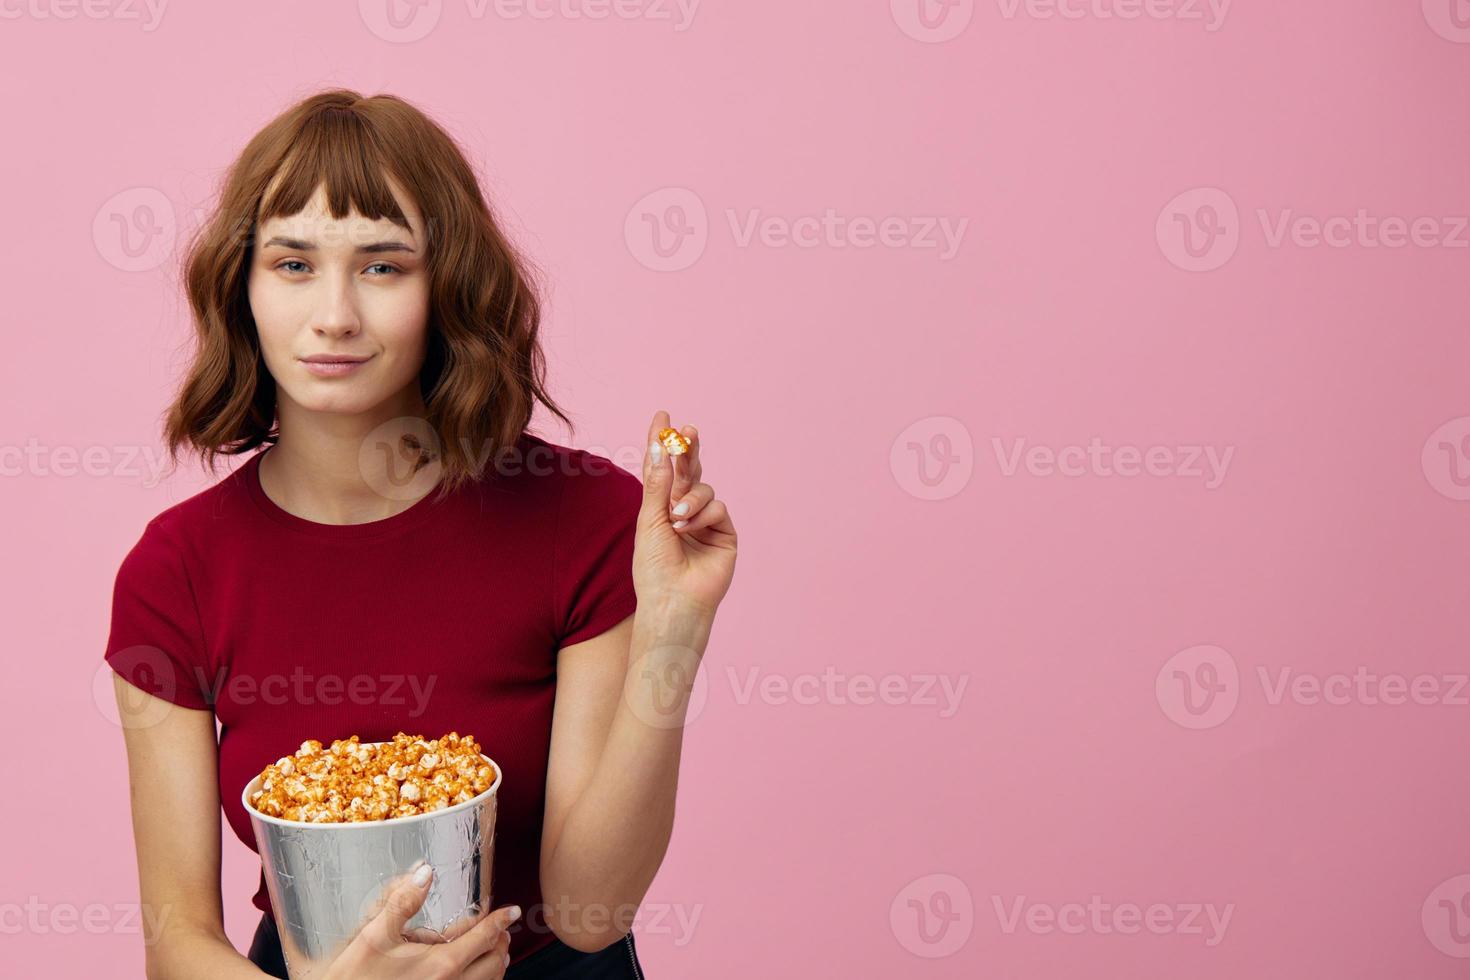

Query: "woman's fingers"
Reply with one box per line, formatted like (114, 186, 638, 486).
(641, 410, 675, 526)
(363, 864, 434, 952)
(645, 410, 672, 464)
(436, 904, 521, 975)
(671, 424, 701, 500)
(645, 412, 713, 534)
(403, 906, 477, 944)
(670, 482, 715, 529)
(678, 498, 733, 538)
(459, 929, 513, 979)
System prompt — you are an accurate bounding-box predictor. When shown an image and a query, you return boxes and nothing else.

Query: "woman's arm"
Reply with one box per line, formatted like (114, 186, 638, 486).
(539, 601, 712, 952)
(539, 414, 735, 953)
(112, 676, 269, 979)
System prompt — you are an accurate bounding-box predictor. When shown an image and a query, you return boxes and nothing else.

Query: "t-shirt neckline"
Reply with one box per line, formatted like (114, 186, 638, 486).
(243, 448, 447, 540)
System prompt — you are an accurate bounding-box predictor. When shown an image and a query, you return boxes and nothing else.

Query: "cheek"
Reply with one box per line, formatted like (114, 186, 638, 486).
(247, 268, 299, 324)
(246, 273, 292, 359)
(373, 290, 432, 358)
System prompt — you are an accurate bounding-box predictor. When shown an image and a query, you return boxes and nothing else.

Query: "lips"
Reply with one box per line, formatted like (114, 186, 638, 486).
(300, 354, 374, 378)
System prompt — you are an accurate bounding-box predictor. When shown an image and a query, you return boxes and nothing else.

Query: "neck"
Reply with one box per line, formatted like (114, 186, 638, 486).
(260, 385, 439, 526)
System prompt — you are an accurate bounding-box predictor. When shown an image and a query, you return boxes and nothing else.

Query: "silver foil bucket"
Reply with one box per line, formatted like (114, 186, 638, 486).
(241, 746, 502, 979)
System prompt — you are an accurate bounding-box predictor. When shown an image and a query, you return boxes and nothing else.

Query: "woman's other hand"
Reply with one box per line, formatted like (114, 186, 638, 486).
(634, 410, 738, 619)
(320, 865, 518, 979)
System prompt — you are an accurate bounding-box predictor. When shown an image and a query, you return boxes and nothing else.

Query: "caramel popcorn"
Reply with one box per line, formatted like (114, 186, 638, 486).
(248, 732, 497, 824)
(657, 427, 690, 456)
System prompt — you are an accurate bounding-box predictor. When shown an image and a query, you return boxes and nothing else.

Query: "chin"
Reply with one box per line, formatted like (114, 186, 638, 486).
(286, 386, 383, 416)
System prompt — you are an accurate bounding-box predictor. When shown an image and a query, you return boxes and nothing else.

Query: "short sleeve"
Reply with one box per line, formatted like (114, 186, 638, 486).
(103, 518, 215, 711)
(552, 458, 643, 649)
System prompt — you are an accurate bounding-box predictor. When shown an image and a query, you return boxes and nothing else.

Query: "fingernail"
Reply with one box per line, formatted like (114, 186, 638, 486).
(650, 441, 663, 464)
(673, 519, 688, 529)
(413, 864, 433, 887)
(672, 501, 690, 516)
(503, 952, 511, 968)
(507, 905, 522, 923)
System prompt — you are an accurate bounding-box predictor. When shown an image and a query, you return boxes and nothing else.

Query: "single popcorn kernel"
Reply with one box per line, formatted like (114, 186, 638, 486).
(657, 427, 690, 456)
(248, 732, 497, 824)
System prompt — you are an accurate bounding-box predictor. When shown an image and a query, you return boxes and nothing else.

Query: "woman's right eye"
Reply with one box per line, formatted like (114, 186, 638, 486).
(276, 260, 309, 274)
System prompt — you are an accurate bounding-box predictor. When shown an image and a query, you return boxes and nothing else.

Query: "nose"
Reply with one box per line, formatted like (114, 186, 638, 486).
(309, 270, 362, 340)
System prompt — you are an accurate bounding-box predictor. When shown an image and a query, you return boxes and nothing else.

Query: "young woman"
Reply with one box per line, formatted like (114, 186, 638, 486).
(105, 89, 736, 979)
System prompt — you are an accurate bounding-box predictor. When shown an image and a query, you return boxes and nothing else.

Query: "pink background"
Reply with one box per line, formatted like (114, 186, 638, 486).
(2, 0, 1469, 976)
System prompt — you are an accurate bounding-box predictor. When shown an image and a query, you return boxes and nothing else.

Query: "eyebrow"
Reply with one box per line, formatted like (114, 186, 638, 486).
(260, 236, 417, 254)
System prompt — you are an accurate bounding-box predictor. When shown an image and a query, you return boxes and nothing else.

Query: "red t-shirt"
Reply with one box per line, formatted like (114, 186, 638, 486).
(103, 432, 642, 966)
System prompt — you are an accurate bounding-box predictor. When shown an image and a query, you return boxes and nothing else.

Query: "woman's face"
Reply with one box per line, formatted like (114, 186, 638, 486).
(247, 180, 431, 418)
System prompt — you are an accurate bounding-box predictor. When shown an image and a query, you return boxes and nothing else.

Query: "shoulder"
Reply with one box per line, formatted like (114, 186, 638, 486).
(486, 434, 644, 556)
(119, 457, 255, 565)
(507, 433, 643, 518)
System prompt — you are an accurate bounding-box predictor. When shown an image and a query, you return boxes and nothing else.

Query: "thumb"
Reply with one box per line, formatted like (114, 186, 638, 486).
(367, 863, 433, 948)
(640, 432, 674, 528)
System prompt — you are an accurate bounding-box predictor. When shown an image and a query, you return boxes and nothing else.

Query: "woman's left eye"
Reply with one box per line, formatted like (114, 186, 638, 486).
(365, 263, 399, 276)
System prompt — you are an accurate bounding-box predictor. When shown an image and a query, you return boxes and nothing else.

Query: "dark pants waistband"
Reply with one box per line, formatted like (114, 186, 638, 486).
(246, 911, 647, 979)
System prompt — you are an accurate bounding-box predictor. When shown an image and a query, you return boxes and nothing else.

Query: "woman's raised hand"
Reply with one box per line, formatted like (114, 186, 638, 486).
(320, 865, 518, 980)
(634, 410, 738, 618)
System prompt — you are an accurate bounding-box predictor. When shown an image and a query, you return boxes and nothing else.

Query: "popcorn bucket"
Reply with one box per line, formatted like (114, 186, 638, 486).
(241, 744, 502, 980)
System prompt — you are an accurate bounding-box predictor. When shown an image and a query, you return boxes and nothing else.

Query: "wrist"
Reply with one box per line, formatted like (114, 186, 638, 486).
(635, 588, 715, 623)
(633, 590, 715, 646)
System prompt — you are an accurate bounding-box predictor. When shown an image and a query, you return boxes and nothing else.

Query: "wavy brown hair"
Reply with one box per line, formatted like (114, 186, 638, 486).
(164, 88, 571, 498)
